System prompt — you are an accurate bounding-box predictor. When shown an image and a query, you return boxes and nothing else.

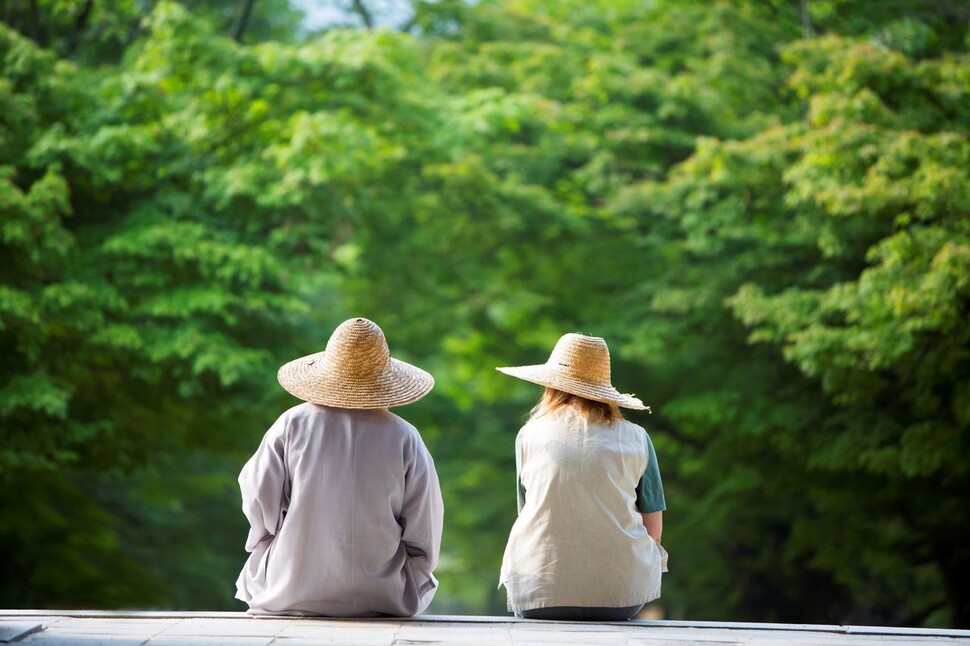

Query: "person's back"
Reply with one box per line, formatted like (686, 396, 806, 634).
(503, 411, 661, 610)
(237, 403, 441, 616)
(234, 318, 442, 617)
(497, 332, 668, 621)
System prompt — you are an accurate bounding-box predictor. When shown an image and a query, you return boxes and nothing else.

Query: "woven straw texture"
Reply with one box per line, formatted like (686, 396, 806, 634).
(496, 333, 648, 410)
(277, 318, 434, 409)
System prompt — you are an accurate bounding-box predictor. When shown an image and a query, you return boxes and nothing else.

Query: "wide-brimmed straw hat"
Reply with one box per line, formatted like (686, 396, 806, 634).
(277, 318, 434, 409)
(496, 333, 649, 411)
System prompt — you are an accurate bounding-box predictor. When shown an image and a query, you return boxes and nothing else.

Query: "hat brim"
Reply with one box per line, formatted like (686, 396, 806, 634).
(496, 364, 648, 410)
(278, 352, 434, 409)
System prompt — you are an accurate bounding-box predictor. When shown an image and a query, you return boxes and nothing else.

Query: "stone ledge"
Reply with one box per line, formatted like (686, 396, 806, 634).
(1, 610, 967, 646)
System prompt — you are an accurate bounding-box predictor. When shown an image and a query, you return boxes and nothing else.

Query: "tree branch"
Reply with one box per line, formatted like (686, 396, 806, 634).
(28, 0, 44, 46)
(231, 0, 257, 43)
(799, 0, 814, 39)
(400, 15, 418, 34)
(350, 0, 374, 29)
(64, 0, 95, 57)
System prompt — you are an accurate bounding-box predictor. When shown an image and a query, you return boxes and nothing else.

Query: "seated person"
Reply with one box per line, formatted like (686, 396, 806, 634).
(235, 318, 442, 617)
(497, 333, 668, 621)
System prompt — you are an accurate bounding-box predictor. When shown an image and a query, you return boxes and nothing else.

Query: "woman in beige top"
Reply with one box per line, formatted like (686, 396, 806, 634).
(235, 318, 443, 617)
(497, 333, 668, 621)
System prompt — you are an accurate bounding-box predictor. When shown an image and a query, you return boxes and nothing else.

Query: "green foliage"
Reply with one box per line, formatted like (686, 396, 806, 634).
(1, 0, 968, 627)
(618, 29, 969, 625)
(0, 13, 302, 607)
(0, 0, 303, 62)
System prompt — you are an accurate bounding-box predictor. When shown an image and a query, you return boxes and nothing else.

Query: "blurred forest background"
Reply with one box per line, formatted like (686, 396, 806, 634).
(1, 0, 968, 628)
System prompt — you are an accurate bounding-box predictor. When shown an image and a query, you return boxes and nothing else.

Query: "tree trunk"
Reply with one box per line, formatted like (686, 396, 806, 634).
(939, 542, 970, 627)
(799, 0, 813, 39)
(64, 0, 95, 57)
(350, 0, 374, 29)
(231, 0, 257, 43)
(28, 0, 44, 46)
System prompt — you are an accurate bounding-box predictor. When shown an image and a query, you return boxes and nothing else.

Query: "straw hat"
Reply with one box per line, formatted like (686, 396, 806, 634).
(277, 318, 434, 409)
(496, 333, 649, 411)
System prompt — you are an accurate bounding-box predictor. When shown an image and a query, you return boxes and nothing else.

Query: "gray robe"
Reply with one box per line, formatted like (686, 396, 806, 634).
(235, 402, 443, 616)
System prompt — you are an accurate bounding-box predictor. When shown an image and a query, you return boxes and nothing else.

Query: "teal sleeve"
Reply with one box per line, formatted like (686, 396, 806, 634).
(515, 433, 525, 514)
(635, 431, 666, 513)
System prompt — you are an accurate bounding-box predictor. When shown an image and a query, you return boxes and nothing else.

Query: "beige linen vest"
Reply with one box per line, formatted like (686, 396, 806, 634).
(500, 411, 668, 612)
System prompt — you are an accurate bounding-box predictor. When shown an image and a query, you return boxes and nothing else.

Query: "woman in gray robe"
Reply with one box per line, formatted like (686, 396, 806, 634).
(235, 318, 443, 617)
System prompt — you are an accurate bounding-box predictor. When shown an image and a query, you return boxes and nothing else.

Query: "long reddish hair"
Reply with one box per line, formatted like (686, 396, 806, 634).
(530, 387, 624, 424)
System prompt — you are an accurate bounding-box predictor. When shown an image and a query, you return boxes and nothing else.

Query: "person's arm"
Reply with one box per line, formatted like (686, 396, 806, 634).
(398, 432, 444, 613)
(635, 430, 666, 543)
(400, 435, 444, 569)
(238, 417, 290, 552)
(642, 511, 663, 543)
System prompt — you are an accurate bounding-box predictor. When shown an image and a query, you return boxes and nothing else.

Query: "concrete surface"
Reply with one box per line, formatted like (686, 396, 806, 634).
(1, 610, 968, 645)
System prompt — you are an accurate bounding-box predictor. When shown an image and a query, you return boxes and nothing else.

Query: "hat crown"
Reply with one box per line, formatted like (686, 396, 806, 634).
(548, 333, 611, 383)
(325, 318, 390, 378)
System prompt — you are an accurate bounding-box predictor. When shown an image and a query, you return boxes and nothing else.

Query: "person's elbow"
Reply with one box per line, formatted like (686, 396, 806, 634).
(642, 511, 663, 543)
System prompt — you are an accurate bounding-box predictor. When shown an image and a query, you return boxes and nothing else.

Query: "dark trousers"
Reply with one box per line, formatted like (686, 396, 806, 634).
(517, 603, 645, 621)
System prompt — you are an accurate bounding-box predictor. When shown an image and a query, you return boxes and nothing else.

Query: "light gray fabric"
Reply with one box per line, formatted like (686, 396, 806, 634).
(518, 429, 665, 514)
(500, 411, 668, 613)
(235, 402, 443, 617)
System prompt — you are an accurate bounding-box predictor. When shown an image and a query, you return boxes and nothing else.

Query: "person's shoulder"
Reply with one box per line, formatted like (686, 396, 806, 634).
(280, 401, 327, 423)
(518, 416, 546, 434)
(258, 402, 317, 441)
(614, 418, 651, 441)
(274, 402, 360, 434)
(380, 410, 437, 458)
(618, 418, 646, 433)
(374, 409, 425, 440)
(517, 415, 558, 441)
(375, 408, 411, 428)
